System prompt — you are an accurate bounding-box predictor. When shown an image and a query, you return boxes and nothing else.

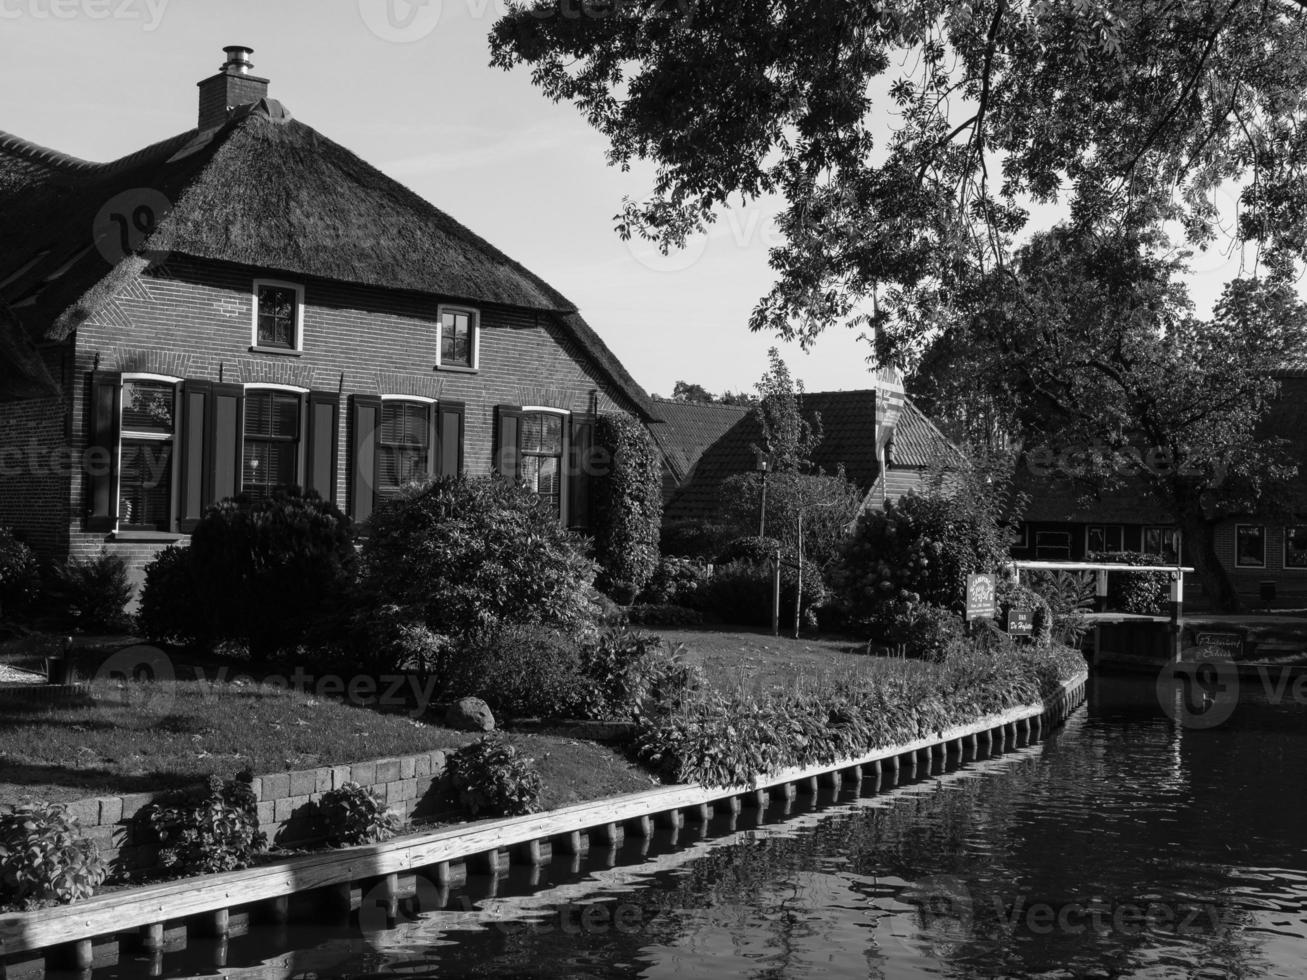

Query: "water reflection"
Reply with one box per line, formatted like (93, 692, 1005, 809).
(101, 674, 1307, 979)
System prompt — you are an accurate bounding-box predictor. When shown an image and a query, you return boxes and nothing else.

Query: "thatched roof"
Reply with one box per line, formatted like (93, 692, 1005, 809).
(0, 299, 58, 401)
(0, 102, 652, 416)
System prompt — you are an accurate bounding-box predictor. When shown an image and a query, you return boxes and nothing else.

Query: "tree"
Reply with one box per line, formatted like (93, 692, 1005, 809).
(913, 227, 1307, 609)
(663, 380, 758, 405)
(754, 347, 821, 472)
(491, 1, 1307, 358)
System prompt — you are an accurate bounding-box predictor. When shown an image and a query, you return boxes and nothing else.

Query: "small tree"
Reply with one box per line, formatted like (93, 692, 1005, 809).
(592, 414, 662, 603)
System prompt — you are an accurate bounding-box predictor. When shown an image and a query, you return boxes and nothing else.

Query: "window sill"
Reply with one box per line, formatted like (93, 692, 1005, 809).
(112, 530, 185, 543)
(249, 346, 304, 358)
(434, 363, 478, 374)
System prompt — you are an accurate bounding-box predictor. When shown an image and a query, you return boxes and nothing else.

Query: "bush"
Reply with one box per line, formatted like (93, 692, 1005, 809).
(835, 488, 1016, 635)
(702, 559, 830, 630)
(572, 626, 665, 719)
(139, 489, 356, 659)
(360, 477, 597, 642)
(592, 414, 662, 602)
(626, 604, 704, 628)
(1088, 551, 1169, 614)
(717, 470, 863, 569)
(439, 625, 586, 719)
(638, 556, 714, 609)
(312, 783, 401, 847)
(0, 803, 108, 908)
(660, 519, 731, 561)
(1023, 569, 1094, 645)
(0, 528, 38, 619)
(447, 735, 543, 817)
(140, 772, 266, 875)
(993, 580, 1054, 646)
(873, 602, 967, 661)
(137, 545, 202, 645)
(43, 550, 133, 631)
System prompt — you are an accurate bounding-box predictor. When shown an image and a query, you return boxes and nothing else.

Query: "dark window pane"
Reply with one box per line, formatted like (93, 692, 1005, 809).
(1237, 526, 1265, 566)
(120, 440, 172, 529)
(441, 311, 472, 367)
(257, 286, 298, 348)
(1087, 528, 1104, 554)
(121, 381, 174, 433)
(1287, 527, 1307, 568)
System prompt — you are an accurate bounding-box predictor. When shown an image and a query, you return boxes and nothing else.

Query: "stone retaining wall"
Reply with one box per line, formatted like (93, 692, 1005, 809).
(59, 748, 451, 876)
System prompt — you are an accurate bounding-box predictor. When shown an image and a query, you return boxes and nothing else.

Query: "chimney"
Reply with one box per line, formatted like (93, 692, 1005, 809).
(197, 46, 269, 132)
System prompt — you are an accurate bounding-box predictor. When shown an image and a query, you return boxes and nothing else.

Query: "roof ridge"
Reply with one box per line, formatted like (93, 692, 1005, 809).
(652, 398, 753, 411)
(0, 127, 198, 180)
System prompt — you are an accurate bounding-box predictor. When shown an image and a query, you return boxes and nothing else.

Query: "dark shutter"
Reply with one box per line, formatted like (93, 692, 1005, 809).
(85, 372, 121, 532)
(207, 383, 245, 504)
(436, 400, 465, 478)
(349, 394, 381, 524)
(178, 380, 211, 531)
(495, 406, 523, 482)
(305, 390, 340, 504)
(567, 413, 596, 532)
(558, 417, 572, 527)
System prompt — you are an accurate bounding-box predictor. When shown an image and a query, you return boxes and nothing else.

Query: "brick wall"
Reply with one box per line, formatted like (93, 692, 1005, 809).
(0, 347, 71, 560)
(37, 254, 642, 581)
(61, 748, 451, 877)
(1214, 519, 1307, 602)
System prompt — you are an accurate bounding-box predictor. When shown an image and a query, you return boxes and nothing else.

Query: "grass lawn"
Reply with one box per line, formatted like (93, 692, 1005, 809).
(0, 677, 655, 808)
(661, 624, 923, 692)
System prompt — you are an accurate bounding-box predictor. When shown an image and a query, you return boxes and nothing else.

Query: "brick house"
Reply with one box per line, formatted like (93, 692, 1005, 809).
(0, 46, 654, 589)
(651, 379, 965, 528)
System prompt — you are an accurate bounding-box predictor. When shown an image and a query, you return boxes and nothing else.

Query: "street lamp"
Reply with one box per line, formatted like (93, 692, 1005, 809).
(754, 449, 771, 537)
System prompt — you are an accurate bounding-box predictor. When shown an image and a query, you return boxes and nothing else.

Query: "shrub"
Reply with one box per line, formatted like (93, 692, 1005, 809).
(592, 414, 662, 602)
(1023, 569, 1094, 645)
(835, 488, 1015, 634)
(1088, 551, 1169, 614)
(360, 477, 597, 642)
(140, 771, 267, 875)
(0, 528, 38, 619)
(993, 580, 1054, 646)
(572, 626, 665, 718)
(874, 602, 967, 661)
(137, 545, 202, 645)
(626, 604, 704, 628)
(346, 604, 449, 675)
(702, 559, 830, 630)
(440, 625, 586, 719)
(312, 783, 401, 847)
(447, 735, 543, 817)
(660, 519, 731, 561)
(139, 489, 356, 659)
(0, 803, 108, 908)
(717, 470, 863, 568)
(620, 641, 704, 722)
(638, 556, 714, 609)
(43, 550, 133, 631)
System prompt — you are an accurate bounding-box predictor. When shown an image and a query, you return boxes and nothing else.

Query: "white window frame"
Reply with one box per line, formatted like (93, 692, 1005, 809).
(1035, 530, 1072, 560)
(1284, 525, 1307, 572)
(116, 373, 181, 534)
(435, 304, 480, 371)
(251, 279, 306, 353)
(241, 384, 308, 497)
(377, 395, 438, 498)
(517, 407, 569, 515)
(1235, 524, 1267, 569)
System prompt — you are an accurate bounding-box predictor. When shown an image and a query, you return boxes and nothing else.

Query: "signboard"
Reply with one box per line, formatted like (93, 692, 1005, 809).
(1006, 607, 1034, 637)
(965, 574, 997, 621)
(1195, 631, 1242, 661)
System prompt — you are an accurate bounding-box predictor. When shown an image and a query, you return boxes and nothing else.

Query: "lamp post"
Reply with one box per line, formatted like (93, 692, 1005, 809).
(754, 450, 771, 537)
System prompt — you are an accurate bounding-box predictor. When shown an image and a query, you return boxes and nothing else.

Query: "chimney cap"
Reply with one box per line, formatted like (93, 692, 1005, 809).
(221, 45, 255, 75)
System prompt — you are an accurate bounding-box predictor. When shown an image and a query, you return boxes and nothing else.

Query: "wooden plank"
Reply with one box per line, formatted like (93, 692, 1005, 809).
(0, 674, 1085, 955)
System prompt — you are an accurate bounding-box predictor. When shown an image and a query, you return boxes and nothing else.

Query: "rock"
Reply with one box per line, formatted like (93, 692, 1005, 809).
(446, 697, 495, 732)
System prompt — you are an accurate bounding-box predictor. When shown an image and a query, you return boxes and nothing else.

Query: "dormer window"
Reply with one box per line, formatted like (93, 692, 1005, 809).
(252, 280, 304, 352)
(437, 305, 478, 370)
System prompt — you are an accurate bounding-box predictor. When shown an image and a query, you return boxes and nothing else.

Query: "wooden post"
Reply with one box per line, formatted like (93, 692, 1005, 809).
(1169, 571, 1184, 661)
(555, 830, 585, 854)
(139, 922, 165, 951)
(772, 548, 782, 638)
(628, 814, 654, 838)
(1095, 569, 1109, 612)
(798, 775, 819, 796)
(594, 822, 622, 845)
(469, 849, 504, 876)
(686, 802, 711, 823)
(512, 839, 543, 866)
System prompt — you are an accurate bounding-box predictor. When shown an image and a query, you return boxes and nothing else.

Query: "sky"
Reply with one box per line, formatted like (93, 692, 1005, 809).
(0, 0, 1277, 398)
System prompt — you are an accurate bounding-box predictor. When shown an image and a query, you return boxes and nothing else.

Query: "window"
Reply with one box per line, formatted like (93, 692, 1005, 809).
(252, 280, 304, 351)
(1236, 525, 1266, 568)
(1087, 525, 1124, 554)
(519, 411, 564, 516)
(376, 399, 431, 499)
(118, 378, 177, 531)
(1144, 526, 1182, 563)
(1286, 526, 1307, 570)
(1035, 531, 1071, 560)
(243, 389, 301, 498)
(437, 306, 478, 369)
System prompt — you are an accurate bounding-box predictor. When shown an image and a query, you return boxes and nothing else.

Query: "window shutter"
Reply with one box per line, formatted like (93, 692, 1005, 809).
(85, 372, 121, 532)
(435, 400, 465, 478)
(305, 390, 340, 504)
(568, 413, 596, 532)
(495, 405, 523, 482)
(350, 394, 381, 524)
(207, 383, 245, 505)
(178, 380, 210, 531)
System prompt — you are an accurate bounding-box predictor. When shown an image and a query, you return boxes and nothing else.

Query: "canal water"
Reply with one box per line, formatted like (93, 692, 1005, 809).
(104, 672, 1307, 979)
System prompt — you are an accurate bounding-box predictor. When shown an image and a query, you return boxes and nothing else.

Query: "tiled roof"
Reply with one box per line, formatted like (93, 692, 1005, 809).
(655, 390, 963, 523)
(0, 104, 653, 417)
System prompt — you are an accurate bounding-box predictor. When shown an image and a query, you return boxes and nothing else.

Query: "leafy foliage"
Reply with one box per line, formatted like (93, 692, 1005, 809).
(718, 471, 863, 569)
(1088, 551, 1170, 615)
(626, 603, 704, 628)
(447, 734, 543, 817)
(659, 519, 732, 561)
(592, 414, 663, 603)
(439, 625, 588, 719)
(139, 489, 356, 658)
(1023, 569, 1095, 645)
(0, 803, 107, 908)
(44, 550, 133, 632)
(663, 381, 758, 406)
(312, 783, 402, 848)
(360, 476, 598, 641)
(872, 601, 967, 662)
(638, 555, 714, 609)
(702, 559, 830, 630)
(140, 771, 266, 875)
(0, 527, 37, 619)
